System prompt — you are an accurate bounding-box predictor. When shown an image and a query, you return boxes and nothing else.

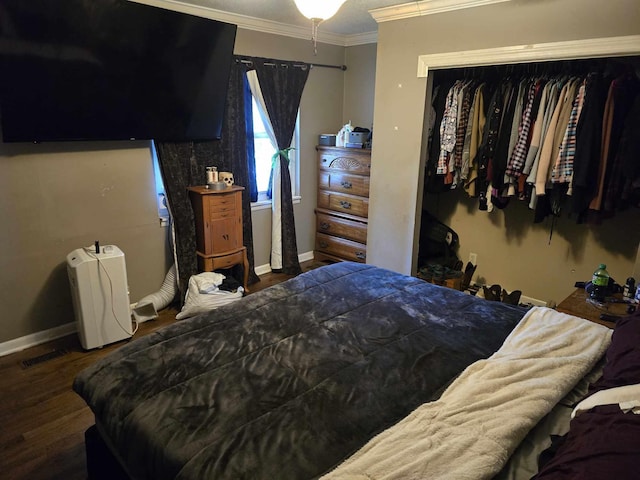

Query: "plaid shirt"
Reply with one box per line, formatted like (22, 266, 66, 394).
(505, 80, 537, 177)
(551, 80, 586, 183)
(454, 82, 474, 169)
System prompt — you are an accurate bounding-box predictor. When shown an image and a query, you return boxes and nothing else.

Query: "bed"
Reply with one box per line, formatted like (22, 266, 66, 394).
(530, 311, 640, 480)
(73, 262, 634, 479)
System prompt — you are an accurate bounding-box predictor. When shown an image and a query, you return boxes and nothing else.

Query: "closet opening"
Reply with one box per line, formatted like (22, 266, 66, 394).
(417, 55, 640, 305)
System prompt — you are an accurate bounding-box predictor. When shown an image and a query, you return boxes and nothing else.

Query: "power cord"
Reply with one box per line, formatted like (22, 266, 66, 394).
(83, 246, 138, 338)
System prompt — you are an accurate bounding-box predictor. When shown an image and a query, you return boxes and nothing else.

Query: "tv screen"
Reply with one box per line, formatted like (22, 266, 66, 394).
(0, 0, 237, 142)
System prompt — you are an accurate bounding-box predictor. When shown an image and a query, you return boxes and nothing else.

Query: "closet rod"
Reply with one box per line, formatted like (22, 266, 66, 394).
(236, 58, 347, 71)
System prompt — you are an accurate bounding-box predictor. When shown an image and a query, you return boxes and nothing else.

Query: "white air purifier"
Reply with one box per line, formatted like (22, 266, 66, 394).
(67, 245, 132, 349)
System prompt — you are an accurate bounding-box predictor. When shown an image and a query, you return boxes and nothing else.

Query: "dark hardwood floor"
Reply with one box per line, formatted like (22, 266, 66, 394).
(0, 260, 323, 480)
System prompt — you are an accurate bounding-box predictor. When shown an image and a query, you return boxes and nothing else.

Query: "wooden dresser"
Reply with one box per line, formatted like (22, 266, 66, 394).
(188, 185, 249, 291)
(315, 146, 370, 263)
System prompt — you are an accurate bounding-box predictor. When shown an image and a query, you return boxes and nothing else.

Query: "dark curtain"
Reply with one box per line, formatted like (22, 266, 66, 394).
(155, 56, 259, 301)
(251, 57, 310, 274)
(243, 75, 258, 203)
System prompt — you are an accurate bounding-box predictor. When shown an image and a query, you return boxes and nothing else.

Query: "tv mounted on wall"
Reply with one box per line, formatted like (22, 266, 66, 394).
(0, 0, 237, 143)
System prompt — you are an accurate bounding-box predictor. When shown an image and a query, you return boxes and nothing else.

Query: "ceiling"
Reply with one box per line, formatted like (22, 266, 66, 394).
(139, 0, 513, 46)
(179, 0, 405, 36)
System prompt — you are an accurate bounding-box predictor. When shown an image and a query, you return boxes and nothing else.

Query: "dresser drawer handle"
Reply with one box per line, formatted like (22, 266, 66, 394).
(319, 241, 328, 248)
(341, 181, 352, 189)
(319, 222, 330, 230)
(355, 251, 366, 260)
(339, 200, 352, 209)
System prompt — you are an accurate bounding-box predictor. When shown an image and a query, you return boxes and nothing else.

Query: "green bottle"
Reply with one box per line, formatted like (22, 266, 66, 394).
(590, 264, 610, 302)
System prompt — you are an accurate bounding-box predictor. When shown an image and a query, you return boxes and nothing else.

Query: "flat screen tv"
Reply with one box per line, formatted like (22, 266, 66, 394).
(0, 0, 237, 142)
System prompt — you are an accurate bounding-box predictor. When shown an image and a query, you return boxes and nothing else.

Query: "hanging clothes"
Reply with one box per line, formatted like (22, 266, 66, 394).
(570, 73, 608, 221)
(527, 79, 563, 196)
(619, 95, 640, 208)
(505, 78, 542, 180)
(427, 58, 640, 225)
(451, 80, 475, 187)
(476, 83, 505, 210)
(437, 81, 462, 176)
(462, 83, 487, 197)
(535, 79, 574, 195)
(550, 79, 586, 186)
(426, 80, 454, 193)
(596, 74, 640, 212)
(490, 80, 519, 207)
(523, 80, 554, 187)
(505, 79, 528, 171)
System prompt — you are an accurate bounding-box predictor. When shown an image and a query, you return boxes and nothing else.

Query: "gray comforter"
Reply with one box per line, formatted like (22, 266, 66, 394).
(73, 262, 526, 480)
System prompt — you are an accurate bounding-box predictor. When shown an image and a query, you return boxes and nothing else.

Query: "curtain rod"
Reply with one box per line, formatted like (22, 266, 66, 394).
(236, 58, 347, 71)
(311, 62, 347, 71)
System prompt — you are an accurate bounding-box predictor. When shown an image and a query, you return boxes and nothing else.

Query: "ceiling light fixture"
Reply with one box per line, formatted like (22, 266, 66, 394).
(293, 0, 347, 55)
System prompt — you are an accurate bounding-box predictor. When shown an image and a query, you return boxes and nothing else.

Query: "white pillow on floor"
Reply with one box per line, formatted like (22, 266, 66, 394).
(176, 272, 244, 320)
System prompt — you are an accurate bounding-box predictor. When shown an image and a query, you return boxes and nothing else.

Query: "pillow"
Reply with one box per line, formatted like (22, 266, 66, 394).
(590, 310, 640, 392)
(176, 272, 244, 320)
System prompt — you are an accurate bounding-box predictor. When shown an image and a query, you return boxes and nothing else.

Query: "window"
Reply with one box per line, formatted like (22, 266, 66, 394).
(150, 141, 169, 227)
(250, 97, 300, 209)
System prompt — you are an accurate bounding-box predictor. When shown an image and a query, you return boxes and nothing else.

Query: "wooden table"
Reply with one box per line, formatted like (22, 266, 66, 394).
(556, 288, 633, 328)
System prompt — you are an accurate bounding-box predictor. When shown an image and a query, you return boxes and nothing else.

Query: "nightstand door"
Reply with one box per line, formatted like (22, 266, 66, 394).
(209, 216, 240, 252)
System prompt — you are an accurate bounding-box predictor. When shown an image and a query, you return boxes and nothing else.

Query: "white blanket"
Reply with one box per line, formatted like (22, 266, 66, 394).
(323, 307, 612, 480)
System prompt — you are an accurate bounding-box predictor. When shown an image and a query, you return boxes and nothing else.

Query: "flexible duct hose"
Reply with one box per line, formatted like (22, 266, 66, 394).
(137, 264, 177, 314)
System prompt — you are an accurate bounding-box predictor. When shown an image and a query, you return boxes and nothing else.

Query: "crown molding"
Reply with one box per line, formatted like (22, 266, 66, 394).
(417, 35, 640, 77)
(370, 0, 511, 23)
(130, 0, 372, 46)
(345, 31, 379, 47)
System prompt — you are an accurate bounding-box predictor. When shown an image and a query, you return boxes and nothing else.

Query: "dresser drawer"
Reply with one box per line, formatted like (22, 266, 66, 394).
(199, 248, 245, 271)
(316, 211, 367, 244)
(208, 194, 236, 212)
(319, 171, 369, 197)
(317, 191, 368, 218)
(318, 149, 371, 175)
(208, 196, 236, 221)
(316, 233, 366, 263)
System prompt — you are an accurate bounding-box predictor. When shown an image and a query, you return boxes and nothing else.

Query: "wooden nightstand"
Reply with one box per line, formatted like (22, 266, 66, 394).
(556, 288, 632, 328)
(188, 185, 249, 292)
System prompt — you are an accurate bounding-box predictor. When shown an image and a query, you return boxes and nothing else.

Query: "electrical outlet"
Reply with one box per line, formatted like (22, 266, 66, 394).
(469, 252, 478, 265)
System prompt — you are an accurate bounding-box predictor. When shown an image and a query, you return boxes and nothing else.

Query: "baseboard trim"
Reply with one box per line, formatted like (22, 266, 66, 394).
(255, 251, 315, 277)
(0, 322, 77, 358)
(520, 295, 548, 308)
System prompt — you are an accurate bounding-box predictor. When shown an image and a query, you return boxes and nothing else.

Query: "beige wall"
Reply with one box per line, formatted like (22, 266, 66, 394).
(368, 0, 640, 303)
(344, 43, 377, 129)
(0, 141, 170, 343)
(0, 26, 375, 345)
